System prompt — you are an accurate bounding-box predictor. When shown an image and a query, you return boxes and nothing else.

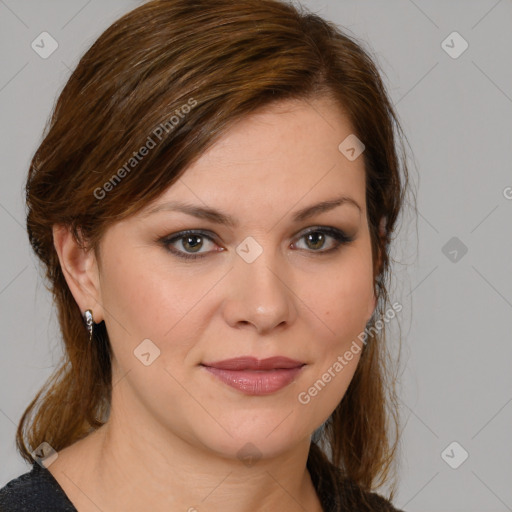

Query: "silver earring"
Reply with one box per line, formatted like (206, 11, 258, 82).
(84, 309, 94, 341)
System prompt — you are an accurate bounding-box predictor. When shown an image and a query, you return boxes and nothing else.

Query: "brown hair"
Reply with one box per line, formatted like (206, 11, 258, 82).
(19, 0, 412, 507)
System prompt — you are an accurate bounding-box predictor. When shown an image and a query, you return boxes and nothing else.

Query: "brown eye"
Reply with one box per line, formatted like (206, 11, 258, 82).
(181, 235, 204, 253)
(159, 226, 354, 262)
(304, 231, 326, 250)
(293, 227, 354, 254)
(160, 230, 219, 260)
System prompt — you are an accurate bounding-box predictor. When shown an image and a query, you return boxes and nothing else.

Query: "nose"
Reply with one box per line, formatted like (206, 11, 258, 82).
(222, 246, 297, 335)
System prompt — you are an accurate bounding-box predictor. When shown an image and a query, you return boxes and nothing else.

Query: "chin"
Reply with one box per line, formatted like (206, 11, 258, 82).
(192, 417, 310, 463)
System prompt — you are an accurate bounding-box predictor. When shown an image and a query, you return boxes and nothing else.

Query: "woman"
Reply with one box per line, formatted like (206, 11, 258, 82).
(0, 0, 412, 510)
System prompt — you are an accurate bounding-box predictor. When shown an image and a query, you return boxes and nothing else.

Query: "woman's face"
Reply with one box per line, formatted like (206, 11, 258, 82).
(92, 96, 376, 460)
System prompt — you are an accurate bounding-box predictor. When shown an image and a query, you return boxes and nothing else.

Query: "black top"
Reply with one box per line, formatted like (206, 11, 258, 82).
(0, 462, 404, 511)
(0, 463, 76, 511)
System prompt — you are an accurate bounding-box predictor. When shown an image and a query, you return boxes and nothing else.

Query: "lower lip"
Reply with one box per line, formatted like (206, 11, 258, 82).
(201, 366, 304, 395)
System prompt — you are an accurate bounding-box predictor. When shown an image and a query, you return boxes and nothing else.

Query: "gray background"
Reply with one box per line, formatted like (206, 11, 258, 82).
(1, 1, 511, 510)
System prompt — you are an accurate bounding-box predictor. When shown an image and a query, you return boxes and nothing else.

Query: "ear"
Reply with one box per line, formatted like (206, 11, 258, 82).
(52, 224, 104, 323)
(366, 216, 387, 323)
(366, 289, 377, 324)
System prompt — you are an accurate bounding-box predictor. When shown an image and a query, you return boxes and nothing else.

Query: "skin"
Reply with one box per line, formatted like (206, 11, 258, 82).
(50, 95, 377, 512)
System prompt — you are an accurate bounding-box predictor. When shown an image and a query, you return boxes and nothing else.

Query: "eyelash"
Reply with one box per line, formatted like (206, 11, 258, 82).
(158, 227, 355, 261)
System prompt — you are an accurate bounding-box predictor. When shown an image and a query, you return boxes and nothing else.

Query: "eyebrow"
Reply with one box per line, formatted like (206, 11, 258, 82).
(143, 195, 362, 227)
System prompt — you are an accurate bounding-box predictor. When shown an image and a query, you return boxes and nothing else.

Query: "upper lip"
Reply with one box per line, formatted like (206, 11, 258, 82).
(201, 356, 305, 371)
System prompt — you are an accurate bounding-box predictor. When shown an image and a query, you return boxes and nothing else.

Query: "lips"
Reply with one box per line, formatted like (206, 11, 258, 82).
(201, 356, 305, 371)
(200, 356, 306, 395)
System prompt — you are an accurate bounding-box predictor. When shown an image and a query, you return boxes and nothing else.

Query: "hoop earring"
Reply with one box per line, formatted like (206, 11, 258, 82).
(84, 309, 94, 341)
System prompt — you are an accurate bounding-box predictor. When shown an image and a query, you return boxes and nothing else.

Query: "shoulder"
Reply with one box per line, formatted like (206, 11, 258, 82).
(0, 462, 77, 512)
(340, 477, 405, 512)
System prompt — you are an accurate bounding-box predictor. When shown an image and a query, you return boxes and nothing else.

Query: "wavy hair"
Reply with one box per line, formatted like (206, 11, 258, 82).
(18, 0, 413, 507)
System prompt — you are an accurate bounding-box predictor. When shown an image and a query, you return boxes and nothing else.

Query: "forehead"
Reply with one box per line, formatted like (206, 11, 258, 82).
(147, 96, 366, 220)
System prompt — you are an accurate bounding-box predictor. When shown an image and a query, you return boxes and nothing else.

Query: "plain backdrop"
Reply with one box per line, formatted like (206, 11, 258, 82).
(1, 1, 511, 511)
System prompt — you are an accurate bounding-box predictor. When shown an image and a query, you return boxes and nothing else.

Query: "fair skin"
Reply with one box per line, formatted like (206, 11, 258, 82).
(49, 96, 377, 512)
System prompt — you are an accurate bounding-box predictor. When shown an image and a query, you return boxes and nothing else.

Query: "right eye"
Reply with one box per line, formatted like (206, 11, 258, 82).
(159, 230, 223, 260)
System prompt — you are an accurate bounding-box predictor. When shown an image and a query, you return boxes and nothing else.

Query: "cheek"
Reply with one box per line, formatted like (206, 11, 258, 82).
(99, 248, 221, 368)
(101, 258, 171, 331)
(297, 259, 371, 421)
(308, 255, 374, 345)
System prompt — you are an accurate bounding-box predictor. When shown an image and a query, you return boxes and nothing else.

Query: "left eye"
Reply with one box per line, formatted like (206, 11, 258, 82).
(293, 228, 347, 252)
(160, 227, 353, 261)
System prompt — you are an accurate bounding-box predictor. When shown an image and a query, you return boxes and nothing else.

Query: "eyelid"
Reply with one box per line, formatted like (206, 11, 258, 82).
(158, 226, 354, 260)
(292, 226, 354, 250)
(160, 229, 219, 255)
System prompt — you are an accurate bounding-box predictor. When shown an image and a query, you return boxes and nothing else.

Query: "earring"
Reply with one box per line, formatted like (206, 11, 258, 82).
(84, 309, 94, 341)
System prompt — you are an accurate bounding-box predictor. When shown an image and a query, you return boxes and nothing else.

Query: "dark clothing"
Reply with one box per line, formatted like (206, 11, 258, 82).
(0, 463, 75, 511)
(0, 461, 404, 511)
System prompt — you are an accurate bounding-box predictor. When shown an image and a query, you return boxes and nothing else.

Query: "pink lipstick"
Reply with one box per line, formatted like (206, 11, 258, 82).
(201, 356, 305, 395)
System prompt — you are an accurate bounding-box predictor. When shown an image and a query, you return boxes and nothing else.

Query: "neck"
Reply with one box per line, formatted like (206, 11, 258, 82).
(95, 415, 322, 511)
(50, 388, 324, 512)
